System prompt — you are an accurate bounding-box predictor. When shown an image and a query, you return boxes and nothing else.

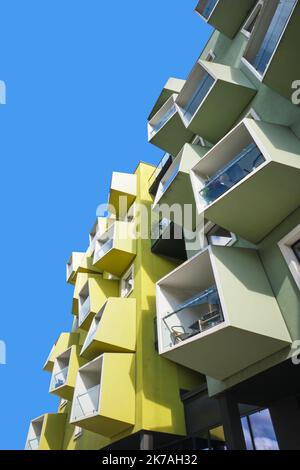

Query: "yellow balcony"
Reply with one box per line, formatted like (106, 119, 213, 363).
(66, 252, 85, 285)
(72, 272, 119, 323)
(92, 221, 136, 277)
(25, 414, 66, 450)
(157, 246, 291, 380)
(70, 353, 135, 437)
(175, 60, 256, 144)
(108, 172, 137, 219)
(49, 345, 84, 400)
(43, 332, 79, 373)
(195, 0, 256, 39)
(190, 118, 300, 243)
(80, 298, 136, 360)
(88, 217, 115, 256)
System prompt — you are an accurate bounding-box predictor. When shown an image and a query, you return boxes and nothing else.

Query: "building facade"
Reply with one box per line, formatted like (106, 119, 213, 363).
(26, 0, 300, 450)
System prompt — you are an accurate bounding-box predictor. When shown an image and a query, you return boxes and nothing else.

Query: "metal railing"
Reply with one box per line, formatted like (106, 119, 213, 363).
(51, 366, 69, 390)
(199, 142, 264, 206)
(72, 385, 101, 420)
(162, 286, 224, 345)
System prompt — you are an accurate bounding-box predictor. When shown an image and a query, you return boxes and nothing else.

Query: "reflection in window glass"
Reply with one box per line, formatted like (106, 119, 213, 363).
(243, 409, 279, 450)
(241, 416, 255, 450)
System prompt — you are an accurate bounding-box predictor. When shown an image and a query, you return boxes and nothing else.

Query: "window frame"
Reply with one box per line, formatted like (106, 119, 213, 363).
(278, 224, 300, 290)
(120, 264, 134, 298)
(241, 1, 264, 39)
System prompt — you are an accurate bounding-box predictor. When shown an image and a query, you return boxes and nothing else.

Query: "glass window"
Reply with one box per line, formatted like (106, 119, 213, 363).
(242, 409, 279, 450)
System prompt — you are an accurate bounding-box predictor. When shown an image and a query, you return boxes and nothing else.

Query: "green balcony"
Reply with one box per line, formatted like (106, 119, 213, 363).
(148, 94, 194, 156)
(157, 246, 291, 380)
(190, 118, 300, 243)
(148, 77, 186, 121)
(176, 60, 256, 144)
(195, 0, 257, 39)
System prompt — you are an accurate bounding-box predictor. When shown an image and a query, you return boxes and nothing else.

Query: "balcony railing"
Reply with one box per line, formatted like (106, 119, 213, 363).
(79, 297, 91, 324)
(81, 320, 100, 352)
(51, 367, 69, 390)
(162, 286, 224, 346)
(199, 142, 264, 207)
(196, 0, 218, 19)
(66, 262, 73, 280)
(26, 437, 40, 450)
(149, 103, 177, 138)
(72, 384, 100, 420)
(182, 72, 215, 123)
(148, 153, 174, 195)
(251, 0, 296, 75)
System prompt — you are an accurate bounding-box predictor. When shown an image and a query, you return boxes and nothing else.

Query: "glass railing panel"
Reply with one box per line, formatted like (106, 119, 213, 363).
(161, 164, 180, 194)
(199, 143, 264, 207)
(150, 104, 177, 137)
(51, 366, 69, 390)
(162, 286, 224, 347)
(72, 384, 101, 420)
(79, 297, 91, 324)
(82, 321, 100, 351)
(148, 153, 173, 190)
(182, 72, 215, 123)
(197, 0, 218, 19)
(253, 0, 296, 74)
(27, 437, 40, 450)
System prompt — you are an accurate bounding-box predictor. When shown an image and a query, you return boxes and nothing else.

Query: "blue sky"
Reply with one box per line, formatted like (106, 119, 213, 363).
(0, 1, 212, 449)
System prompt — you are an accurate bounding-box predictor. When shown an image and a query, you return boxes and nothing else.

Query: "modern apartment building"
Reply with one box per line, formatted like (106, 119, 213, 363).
(26, 0, 300, 450)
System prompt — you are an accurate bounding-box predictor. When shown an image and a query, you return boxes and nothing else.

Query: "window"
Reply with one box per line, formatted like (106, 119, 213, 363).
(278, 225, 300, 290)
(206, 224, 236, 247)
(241, 1, 263, 38)
(73, 426, 83, 440)
(205, 50, 216, 62)
(242, 409, 278, 450)
(120, 264, 134, 298)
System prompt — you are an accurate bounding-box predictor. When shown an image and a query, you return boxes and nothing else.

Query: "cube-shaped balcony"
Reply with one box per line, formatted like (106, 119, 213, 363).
(190, 118, 300, 243)
(156, 245, 291, 380)
(108, 172, 137, 220)
(151, 217, 187, 261)
(148, 77, 186, 121)
(242, 0, 298, 99)
(88, 217, 114, 256)
(43, 332, 79, 373)
(195, 0, 257, 39)
(49, 345, 83, 400)
(72, 272, 119, 319)
(70, 353, 135, 437)
(25, 414, 66, 450)
(148, 94, 194, 156)
(93, 221, 136, 277)
(175, 60, 256, 144)
(152, 143, 209, 230)
(66, 252, 85, 285)
(80, 298, 136, 360)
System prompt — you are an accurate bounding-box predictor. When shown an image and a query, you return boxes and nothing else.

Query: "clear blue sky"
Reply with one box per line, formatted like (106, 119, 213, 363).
(0, 1, 211, 449)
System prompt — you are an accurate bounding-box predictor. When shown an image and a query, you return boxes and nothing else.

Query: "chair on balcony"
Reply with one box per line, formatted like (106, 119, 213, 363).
(171, 326, 193, 344)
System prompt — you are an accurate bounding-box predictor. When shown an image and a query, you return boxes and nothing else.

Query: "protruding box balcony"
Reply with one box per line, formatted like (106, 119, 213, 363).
(148, 77, 186, 121)
(109, 172, 137, 219)
(195, 0, 257, 39)
(175, 60, 256, 144)
(148, 94, 194, 156)
(242, 0, 298, 99)
(72, 272, 119, 319)
(156, 245, 291, 380)
(152, 143, 209, 230)
(151, 217, 187, 261)
(66, 252, 85, 284)
(93, 221, 136, 277)
(49, 345, 83, 400)
(88, 217, 114, 256)
(148, 153, 174, 196)
(80, 298, 136, 360)
(43, 332, 79, 373)
(70, 353, 135, 437)
(25, 414, 66, 450)
(190, 118, 300, 243)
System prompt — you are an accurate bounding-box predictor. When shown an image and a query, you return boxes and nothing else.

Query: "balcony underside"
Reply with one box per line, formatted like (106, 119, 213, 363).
(150, 114, 193, 156)
(151, 234, 187, 261)
(204, 162, 300, 243)
(50, 383, 74, 401)
(72, 413, 134, 438)
(163, 324, 290, 381)
(93, 249, 136, 277)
